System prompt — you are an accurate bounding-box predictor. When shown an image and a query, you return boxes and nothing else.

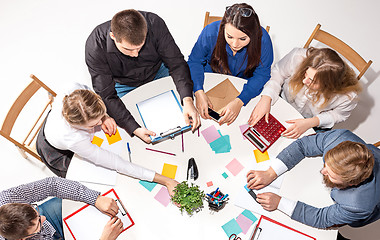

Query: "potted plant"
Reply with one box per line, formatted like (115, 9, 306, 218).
(171, 181, 205, 215)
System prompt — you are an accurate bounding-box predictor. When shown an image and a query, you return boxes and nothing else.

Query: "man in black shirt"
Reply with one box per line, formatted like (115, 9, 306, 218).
(85, 9, 200, 143)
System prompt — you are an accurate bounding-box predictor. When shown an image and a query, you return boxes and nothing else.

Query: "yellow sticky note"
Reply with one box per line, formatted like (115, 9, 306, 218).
(161, 163, 178, 179)
(91, 135, 104, 147)
(105, 129, 122, 145)
(254, 149, 270, 163)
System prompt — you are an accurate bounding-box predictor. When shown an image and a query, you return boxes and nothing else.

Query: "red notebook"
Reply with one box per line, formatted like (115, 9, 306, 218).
(250, 215, 316, 240)
(244, 113, 286, 153)
(63, 189, 134, 240)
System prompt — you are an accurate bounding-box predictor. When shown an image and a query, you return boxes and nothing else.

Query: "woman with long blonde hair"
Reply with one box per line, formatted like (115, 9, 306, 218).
(249, 47, 361, 138)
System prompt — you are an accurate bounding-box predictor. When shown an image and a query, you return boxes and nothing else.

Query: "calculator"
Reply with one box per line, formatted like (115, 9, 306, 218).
(243, 113, 286, 153)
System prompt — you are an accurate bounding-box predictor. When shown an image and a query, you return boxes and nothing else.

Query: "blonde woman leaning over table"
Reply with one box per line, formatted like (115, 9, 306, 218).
(248, 47, 362, 138)
(36, 83, 178, 195)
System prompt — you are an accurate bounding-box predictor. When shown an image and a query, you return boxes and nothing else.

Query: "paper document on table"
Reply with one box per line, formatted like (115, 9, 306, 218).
(136, 90, 190, 143)
(64, 189, 134, 240)
(249, 215, 316, 240)
(235, 159, 284, 215)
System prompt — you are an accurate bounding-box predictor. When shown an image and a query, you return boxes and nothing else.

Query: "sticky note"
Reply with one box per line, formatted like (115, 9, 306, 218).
(105, 129, 122, 145)
(241, 210, 257, 223)
(162, 163, 178, 179)
(201, 125, 221, 144)
(236, 214, 254, 234)
(210, 135, 231, 153)
(254, 149, 270, 163)
(221, 219, 242, 237)
(154, 186, 171, 207)
(139, 180, 157, 192)
(239, 124, 250, 140)
(91, 135, 103, 147)
(222, 172, 229, 179)
(226, 158, 244, 176)
(206, 181, 213, 187)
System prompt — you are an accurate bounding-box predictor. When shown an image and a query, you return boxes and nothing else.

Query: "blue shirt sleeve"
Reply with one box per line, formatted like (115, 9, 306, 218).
(238, 29, 273, 105)
(187, 22, 219, 93)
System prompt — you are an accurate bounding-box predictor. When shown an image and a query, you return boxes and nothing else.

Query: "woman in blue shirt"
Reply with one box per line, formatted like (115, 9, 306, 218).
(188, 3, 273, 125)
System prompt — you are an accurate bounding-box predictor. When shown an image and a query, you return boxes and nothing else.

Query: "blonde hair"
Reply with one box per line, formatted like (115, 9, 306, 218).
(62, 89, 106, 125)
(325, 141, 374, 187)
(289, 48, 362, 108)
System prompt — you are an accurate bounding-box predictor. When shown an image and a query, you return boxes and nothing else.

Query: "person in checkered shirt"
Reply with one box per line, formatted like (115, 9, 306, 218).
(0, 177, 122, 240)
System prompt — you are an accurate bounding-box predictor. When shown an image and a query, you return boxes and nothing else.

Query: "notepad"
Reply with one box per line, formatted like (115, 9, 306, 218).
(162, 163, 177, 179)
(136, 90, 190, 143)
(63, 189, 134, 240)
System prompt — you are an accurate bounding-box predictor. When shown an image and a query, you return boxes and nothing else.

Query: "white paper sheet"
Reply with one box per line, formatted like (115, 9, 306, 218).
(64, 190, 133, 240)
(136, 90, 187, 141)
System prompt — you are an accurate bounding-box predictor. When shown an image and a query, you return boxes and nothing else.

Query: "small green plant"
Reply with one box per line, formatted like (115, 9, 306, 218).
(171, 181, 205, 215)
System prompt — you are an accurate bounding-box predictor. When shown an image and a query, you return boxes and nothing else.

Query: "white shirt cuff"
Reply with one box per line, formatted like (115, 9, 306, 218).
(278, 197, 297, 217)
(271, 158, 288, 176)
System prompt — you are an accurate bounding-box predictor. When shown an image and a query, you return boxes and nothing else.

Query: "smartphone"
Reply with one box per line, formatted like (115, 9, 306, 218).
(208, 108, 221, 122)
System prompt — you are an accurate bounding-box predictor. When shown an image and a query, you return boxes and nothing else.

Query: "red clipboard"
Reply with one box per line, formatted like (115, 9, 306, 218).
(63, 188, 134, 240)
(250, 215, 316, 240)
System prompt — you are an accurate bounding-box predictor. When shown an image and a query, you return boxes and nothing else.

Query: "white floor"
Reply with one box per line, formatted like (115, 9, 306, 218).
(1, 0, 380, 239)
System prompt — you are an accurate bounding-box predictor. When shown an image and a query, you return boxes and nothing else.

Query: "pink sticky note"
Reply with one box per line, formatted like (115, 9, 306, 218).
(154, 186, 171, 207)
(206, 181, 213, 187)
(239, 124, 250, 140)
(236, 214, 254, 234)
(201, 125, 221, 144)
(226, 158, 244, 176)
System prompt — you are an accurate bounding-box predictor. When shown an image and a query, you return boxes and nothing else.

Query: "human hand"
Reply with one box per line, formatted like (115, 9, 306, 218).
(101, 116, 117, 136)
(133, 127, 156, 144)
(95, 196, 119, 217)
(282, 117, 319, 139)
(182, 97, 201, 132)
(165, 178, 179, 197)
(218, 98, 244, 125)
(248, 95, 272, 126)
(100, 217, 123, 240)
(246, 167, 277, 190)
(256, 192, 281, 211)
(194, 90, 213, 119)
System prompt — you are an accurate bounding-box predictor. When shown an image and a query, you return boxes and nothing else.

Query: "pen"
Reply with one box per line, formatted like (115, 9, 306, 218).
(219, 194, 228, 201)
(145, 148, 176, 156)
(181, 131, 184, 152)
(127, 142, 132, 162)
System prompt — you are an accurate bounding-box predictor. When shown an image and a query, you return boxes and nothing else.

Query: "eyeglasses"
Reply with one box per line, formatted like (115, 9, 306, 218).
(226, 6, 254, 17)
(24, 204, 43, 240)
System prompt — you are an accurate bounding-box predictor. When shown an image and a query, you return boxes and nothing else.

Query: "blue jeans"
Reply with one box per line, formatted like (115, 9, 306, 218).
(39, 198, 64, 239)
(115, 63, 169, 98)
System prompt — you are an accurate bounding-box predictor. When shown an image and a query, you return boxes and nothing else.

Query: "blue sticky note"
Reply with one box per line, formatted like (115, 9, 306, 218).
(221, 219, 243, 237)
(241, 210, 258, 223)
(222, 172, 229, 179)
(210, 135, 231, 153)
(139, 180, 157, 192)
(244, 184, 250, 192)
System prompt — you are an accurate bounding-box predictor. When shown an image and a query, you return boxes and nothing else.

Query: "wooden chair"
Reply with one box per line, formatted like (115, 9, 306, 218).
(203, 11, 270, 32)
(374, 141, 380, 148)
(0, 74, 56, 161)
(304, 24, 372, 80)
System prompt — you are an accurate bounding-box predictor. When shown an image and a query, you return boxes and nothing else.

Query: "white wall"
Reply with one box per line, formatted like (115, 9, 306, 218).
(0, 0, 379, 237)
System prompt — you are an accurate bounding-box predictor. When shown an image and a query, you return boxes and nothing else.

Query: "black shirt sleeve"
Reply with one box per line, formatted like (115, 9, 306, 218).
(85, 24, 140, 135)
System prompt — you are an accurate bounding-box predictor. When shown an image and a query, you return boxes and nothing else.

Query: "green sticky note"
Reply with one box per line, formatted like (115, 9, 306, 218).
(241, 210, 257, 223)
(221, 219, 242, 237)
(222, 172, 229, 179)
(139, 180, 157, 192)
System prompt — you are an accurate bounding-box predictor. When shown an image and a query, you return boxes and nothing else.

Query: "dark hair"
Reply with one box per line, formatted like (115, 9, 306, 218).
(289, 48, 361, 108)
(0, 203, 37, 239)
(210, 3, 262, 77)
(111, 9, 148, 45)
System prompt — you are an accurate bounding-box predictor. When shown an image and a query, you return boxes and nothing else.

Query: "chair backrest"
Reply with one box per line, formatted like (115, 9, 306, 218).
(203, 11, 270, 32)
(304, 24, 372, 80)
(0, 74, 56, 161)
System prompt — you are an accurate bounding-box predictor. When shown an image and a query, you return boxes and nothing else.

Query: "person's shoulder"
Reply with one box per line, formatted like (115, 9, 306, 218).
(205, 21, 221, 33)
(140, 11, 165, 26)
(319, 129, 365, 148)
(89, 21, 111, 38)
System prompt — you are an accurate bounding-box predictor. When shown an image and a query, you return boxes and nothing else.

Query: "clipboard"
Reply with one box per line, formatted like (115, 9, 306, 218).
(136, 90, 191, 143)
(205, 78, 240, 114)
(249, 216, 316, 240)
(63, 189, 134, 240)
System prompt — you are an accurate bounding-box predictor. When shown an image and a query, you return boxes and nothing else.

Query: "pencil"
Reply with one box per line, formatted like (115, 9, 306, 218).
(181, 131, 184, 152)
(145, 148, 176, 156)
